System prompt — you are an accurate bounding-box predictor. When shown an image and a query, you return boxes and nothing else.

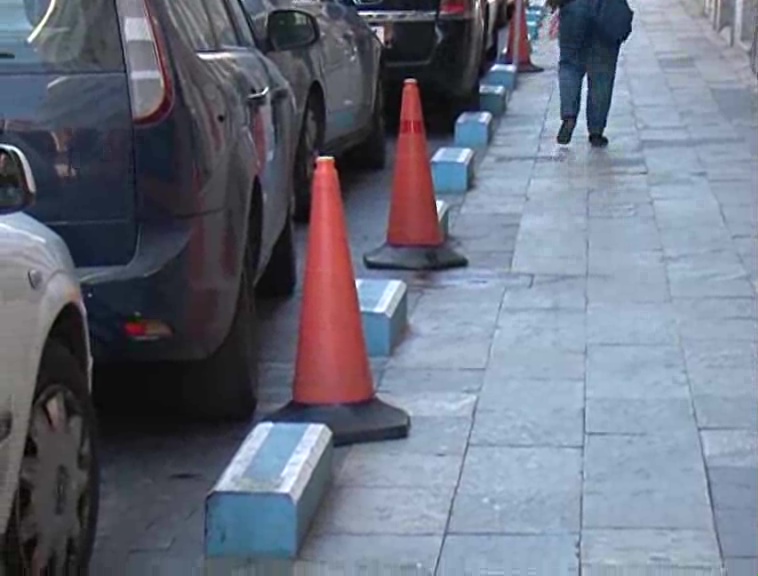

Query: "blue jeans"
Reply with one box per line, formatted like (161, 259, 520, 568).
(558, 0, 620, 134)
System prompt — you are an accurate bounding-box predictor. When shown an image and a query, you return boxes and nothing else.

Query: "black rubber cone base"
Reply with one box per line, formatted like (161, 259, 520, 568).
(501, 57, 544, 73)
(265, 397, 411, 447)
(363, 243, 468, 271)
(517, 61, 544, 73)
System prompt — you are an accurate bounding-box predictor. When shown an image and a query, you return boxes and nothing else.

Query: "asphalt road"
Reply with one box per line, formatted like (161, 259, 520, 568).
(89, 93, 458, 573)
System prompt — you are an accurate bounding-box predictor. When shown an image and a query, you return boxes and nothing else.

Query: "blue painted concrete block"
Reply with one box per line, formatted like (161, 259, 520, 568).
(205, 423, 333, 560)
(437, 199, 450, 239)
(528, 21, 539, 40)
(431, 147, 475, 195)
(356, 278, 408, 357)
(528, 5, 545, 18)
(454, 111, 494, 148)
(484, 63, 517, 91)
(479, 84, 508, 117)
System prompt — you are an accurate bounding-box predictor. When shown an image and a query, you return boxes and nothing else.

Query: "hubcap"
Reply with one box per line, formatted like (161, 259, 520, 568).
(13, 387, 92, 574)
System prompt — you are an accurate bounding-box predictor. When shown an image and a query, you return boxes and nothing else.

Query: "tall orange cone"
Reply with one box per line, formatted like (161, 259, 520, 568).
(265, 157, 410, 446)
(503, 0, 544, 73)
(363, 79, 468, 271)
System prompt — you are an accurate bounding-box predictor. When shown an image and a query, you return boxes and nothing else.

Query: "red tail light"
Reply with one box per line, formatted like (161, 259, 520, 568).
(440, 0, 473, 16)
(116, 0, 174, 125)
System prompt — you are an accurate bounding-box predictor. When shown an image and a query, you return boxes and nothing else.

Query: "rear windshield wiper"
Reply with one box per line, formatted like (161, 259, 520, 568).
(0, 52, 17, 59)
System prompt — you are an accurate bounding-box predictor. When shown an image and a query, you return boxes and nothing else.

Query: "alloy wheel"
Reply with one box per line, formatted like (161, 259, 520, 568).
(11, 386, 94, 574)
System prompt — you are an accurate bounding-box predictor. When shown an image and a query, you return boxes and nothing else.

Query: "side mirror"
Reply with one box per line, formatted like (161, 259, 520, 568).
(266, 9, 319, 52)
(0, 144, 36, 216)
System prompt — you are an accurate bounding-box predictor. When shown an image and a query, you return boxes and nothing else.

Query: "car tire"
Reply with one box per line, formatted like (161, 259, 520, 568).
(486, 13, 500, 61)
(349, 76, 387, 171)
(448, 80, 481, 123)
(256, 212, 297, 299)
(178, 230, 259, 421)
(293, 96, 322, 223)
(478, 11, 491, 74)
(3, 340, 100, 575)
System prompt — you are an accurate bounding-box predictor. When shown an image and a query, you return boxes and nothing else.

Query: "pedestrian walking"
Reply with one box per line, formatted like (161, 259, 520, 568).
(548, 0, 634, 147)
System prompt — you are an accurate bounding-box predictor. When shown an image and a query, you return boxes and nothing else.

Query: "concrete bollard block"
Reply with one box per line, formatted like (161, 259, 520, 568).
(484, 63, 517, 91)
(454, 111, 494, 148)
(527, 6, 545, 21)
(528, 21, 539, 40)
(437, 199, 450, 239)
(205, 422, 333, 560)
(479, 84, 508, 117)
(356, 278, 408, 357)
(431, 147, 475, 195)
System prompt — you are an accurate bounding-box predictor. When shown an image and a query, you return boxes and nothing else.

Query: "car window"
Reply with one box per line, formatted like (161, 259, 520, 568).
(0, 0, 124, 72)
(223, 0, 258, 48)
(269, 11, 316, 47)
(161, 0, 216, 52)
(202, 0, 242, 48)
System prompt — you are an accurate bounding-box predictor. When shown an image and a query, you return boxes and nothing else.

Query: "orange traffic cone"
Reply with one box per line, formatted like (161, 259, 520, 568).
(503, 1, 544, 73)
(363, 79, 467, 271)
(265, 157, 410, 446)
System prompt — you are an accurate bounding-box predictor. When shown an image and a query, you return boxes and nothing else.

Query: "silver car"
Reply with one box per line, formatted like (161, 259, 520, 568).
(0, 145, 99, 573)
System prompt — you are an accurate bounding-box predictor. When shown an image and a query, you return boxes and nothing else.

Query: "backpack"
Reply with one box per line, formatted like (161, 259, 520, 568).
(593, 0, 634, 45)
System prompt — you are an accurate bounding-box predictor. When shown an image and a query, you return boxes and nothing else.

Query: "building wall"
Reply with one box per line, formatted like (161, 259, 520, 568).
(702, 0, 758, 75)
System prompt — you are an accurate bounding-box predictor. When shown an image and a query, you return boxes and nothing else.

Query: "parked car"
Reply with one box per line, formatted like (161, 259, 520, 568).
(348, 0, 500, 112)
(0, 144, 99, 574)
(242, 0, 386, 222)
(0, 0, 301, 420)
(496, 0, 515, 28)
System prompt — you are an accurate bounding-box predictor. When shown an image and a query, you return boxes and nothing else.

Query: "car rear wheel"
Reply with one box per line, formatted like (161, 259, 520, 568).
(256, 211, 297, 298)
(448, 79, 481, 123)
(486, 12, 500, 61)
(292, 97, 322, 223)
(3, 341, 99, 576)
(348, 76, 387, 170)
(178, 221, 260, 421)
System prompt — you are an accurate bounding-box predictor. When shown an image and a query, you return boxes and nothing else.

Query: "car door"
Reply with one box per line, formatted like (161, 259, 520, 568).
(203, 0, 287, 263)
(340, 5, 381, 130)
(315, 0, 364, 141)
(0, 215, 39, 529)
(0, 0, 136, 268)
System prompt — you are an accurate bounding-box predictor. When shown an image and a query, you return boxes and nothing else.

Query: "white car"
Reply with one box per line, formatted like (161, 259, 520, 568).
(0, 144, 99, 573)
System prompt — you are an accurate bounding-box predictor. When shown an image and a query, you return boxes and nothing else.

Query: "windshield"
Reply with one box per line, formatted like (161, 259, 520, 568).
(0, 0, 123, 71)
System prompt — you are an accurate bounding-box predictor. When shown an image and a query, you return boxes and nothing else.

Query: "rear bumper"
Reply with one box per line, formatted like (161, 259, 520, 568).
(78, 210, 242, 364)
(361, 15, 479, 98)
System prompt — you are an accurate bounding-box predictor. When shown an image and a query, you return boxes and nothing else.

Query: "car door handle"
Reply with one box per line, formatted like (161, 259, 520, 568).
(247, 86, 270, 107)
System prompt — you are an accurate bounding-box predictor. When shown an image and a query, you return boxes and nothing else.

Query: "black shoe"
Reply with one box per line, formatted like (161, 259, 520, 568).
(589, 134, 609, 148)
(557, 118, 577, 145)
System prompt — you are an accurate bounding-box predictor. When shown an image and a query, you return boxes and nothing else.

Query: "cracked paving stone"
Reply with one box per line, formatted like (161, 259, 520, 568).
(583, 432, 712, 530)
(586, 397, 697, 436)
(438, 535, 579, 576)
(581, 529, 721, 571)
(587, 302, 679, 345)
(449, 446, 582, 534)
(311, 486, 454, 536)
(587, 345, 689, 400)
(471, 379, 584, 447)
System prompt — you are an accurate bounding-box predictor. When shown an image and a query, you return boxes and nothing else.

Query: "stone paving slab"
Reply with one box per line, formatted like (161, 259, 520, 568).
(269, 0, 758, 572)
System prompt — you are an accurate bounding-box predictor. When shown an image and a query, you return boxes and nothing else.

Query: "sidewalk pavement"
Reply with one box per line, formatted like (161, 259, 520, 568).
(252, 0, 758, 574)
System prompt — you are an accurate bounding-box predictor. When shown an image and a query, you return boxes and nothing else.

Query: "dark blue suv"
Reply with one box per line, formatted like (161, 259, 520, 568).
(0, 0, 300, 420)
